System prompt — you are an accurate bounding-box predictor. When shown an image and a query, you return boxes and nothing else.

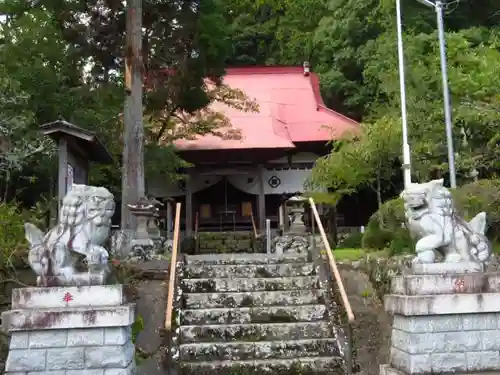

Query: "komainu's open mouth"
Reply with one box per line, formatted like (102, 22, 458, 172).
(410, 203, 426, 211)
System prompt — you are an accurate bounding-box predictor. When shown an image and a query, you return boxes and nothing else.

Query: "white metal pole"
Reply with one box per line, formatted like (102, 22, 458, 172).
(435, 0, 457, 188)
(396, 0, 412, 189)
(266, 219, 271, 254)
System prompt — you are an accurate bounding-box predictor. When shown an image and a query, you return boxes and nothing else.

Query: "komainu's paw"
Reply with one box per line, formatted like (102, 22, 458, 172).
(444, 252, 462, 263)
(414, 250, 435, 263)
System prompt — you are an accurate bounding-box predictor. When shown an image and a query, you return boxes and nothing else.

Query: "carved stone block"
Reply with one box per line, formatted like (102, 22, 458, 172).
(1, 285, 136, 375)
(381, 265, 500, 375)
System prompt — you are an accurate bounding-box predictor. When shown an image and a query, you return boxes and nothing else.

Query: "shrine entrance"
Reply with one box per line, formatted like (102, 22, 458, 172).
(194, 177, 256, 232)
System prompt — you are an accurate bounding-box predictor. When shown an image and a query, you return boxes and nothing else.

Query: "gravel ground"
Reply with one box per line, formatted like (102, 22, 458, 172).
(339, 267, 392, 375)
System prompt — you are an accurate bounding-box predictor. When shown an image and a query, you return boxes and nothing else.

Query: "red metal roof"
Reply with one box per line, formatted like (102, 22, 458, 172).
(175, 66, 359, 151)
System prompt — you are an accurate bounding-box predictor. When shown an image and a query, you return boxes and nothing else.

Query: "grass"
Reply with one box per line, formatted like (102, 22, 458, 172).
(331, 241, 500, 261)
(324, 248, 389, 261)
(492, 242, 500, 254)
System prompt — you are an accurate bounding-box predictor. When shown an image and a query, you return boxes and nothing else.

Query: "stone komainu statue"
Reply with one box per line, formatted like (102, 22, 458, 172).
(24, 184, 115, 286)
(401, 179, 491, 265)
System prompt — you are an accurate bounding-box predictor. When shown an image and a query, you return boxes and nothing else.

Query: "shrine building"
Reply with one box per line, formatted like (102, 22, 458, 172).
(147, 65, 359, 236)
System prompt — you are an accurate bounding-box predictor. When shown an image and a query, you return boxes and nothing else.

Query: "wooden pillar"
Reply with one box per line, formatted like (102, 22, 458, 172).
(186, 175, 193, 237)
(279, 205, 284, 232)
(121, 0, 145, 231)
(57, 138, 68, 213)
(257, 165, 266, 232)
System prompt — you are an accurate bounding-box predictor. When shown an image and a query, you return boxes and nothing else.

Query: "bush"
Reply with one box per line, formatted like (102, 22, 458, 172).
(452, 179, 500, 241)
(362, 198, 410, 254)
(336, 232, 363, 249)
(0, 202, 30, 269)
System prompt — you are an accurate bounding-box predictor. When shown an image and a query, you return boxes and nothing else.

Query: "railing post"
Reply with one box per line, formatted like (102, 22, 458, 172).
(308, 197, 355, 374)
(164, 203, 181, 375)
(309, 198, 355, 323)
(266, 219, 271, 254)
(346, 322, 353, 375)
(311, 206, 316, 249)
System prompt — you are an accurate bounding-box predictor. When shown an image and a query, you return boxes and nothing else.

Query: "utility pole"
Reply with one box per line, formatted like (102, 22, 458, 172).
(396, 0, 412, 189)
(416, 0, 457, 188)
(121, 0, 145, 229)
(435, 0, 457, 188)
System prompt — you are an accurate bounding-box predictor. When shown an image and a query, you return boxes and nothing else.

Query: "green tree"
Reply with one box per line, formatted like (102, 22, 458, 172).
(311, 0, 500, 193)
(309, 114, 402, 207)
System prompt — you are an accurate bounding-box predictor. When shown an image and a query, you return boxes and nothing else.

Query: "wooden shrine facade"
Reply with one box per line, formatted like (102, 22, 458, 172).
(148, 65, 364, 236)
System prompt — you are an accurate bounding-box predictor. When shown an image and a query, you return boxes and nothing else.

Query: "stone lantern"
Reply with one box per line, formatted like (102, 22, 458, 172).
(122, 197, 165, 261)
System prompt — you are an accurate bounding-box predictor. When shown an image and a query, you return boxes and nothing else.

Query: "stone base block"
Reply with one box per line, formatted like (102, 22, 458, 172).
(385, 292, 500, 316)
(1, 285, 136, 375)
(387, 312, 500, 374)
(379, 364, 500, 375)
(409, 262, 483, 275)
(385, 270, 500, 374)
(391, 272, 499, 295)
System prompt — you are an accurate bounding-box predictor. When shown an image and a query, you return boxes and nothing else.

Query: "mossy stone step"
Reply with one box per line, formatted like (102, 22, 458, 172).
(184, 263, 316, 279)
(179, 338, 341, 361)
(184, 253, 309, 266)
(180, 322, 333, 343)
(197, 246, 253, 254)
(178, 357, 344, 375)
(184, 289, 325, 309)
(181, 276, 320, 293)
(181, 304, 328, 325)
(198, 232, 252, 240)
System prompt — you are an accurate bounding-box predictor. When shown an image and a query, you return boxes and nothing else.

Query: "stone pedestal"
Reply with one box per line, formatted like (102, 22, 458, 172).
(1, 285, 136, 375)
(381, 262, 500, 375)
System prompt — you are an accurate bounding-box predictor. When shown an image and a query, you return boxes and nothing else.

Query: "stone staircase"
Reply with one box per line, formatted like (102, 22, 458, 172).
(176, 252, 347, 375)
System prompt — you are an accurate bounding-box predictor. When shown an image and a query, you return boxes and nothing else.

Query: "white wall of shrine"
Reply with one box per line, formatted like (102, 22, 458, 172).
(147, 152, 322, 197)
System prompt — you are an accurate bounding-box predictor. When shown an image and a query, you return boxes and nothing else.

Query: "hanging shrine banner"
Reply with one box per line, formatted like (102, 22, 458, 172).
(67, 164, 74, 193)
(227, 168, 316, 195)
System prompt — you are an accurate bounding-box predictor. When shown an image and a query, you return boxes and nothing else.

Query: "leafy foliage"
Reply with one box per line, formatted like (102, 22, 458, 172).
(309, 115, 402, 205)
(0, 0, 254, 200)
(306, 0, 500, 203)
(0, 202, 29, 268)
(0, 71, 55, 200)
(452, 179, 500, 240)
(361, 198, 407, 251)
(147, 81, 259, 144)
(336, 232, 363, 249)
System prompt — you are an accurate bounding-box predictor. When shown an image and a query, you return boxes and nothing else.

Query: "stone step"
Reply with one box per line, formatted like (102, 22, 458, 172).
(197, 247, 253, 254)
(180, 321, 333, 343)
(181, 304, 328, 325)
(179, 356, 344, 375)
(181, 276, 320, 293)
(180, 338, 341, 361)
(184, 263, 316, 279)
(184, 253, 309, 266)
(184, 289, 325, 309)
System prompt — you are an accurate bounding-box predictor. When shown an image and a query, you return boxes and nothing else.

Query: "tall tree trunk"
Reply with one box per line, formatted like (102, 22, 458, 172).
(376, 170, 382, 209)
(3, 169, 10, 202)
(121, 0, 145, 230)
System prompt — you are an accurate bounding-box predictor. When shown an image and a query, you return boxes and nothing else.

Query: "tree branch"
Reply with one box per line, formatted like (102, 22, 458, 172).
(155, 106, 179, 144)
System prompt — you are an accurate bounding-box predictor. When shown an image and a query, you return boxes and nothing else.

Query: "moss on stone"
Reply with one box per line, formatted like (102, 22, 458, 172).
(251, 309, 296, 323)
(240, 295, 254, 307)
(255, 267, 273, 278)
(179, 361, 344, 375)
